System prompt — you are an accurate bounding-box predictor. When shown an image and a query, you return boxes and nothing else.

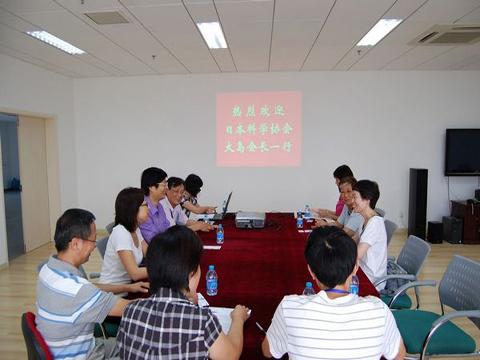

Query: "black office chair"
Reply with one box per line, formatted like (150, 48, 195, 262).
(21, 312, 53, 360)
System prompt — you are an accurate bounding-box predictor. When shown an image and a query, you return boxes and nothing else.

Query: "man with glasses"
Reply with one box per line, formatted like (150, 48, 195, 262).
(161, 177, 214, 232)
(36, 209, 144, 359)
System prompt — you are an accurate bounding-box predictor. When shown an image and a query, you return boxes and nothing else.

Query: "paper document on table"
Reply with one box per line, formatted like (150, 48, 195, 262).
(197, 293, 209, 308)
(204, 245, 221, 250)
(210, 307, 252, 332)
(210, 307, 233, 332)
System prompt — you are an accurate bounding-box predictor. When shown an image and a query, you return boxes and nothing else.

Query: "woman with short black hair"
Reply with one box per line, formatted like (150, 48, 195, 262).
(182, 173, 216, 217)
(352, 180, 387, 290)
(117, 226, 250, 359)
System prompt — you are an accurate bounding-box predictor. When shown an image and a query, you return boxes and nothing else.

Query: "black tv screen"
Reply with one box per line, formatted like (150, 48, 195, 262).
(445, 129, 480, 176)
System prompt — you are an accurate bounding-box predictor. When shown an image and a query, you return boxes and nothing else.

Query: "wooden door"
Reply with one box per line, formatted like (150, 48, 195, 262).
(18, 116, 51, 251)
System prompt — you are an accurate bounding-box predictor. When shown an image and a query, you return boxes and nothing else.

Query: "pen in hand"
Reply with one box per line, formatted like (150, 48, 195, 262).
(255, 321, 267, 334)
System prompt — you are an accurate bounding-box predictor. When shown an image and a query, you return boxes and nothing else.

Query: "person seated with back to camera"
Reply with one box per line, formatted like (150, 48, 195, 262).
(261, 226, 406, 360)
(117, 225, 251, 360)
(100, 187, 149, 289)
(352, 179, 388, 290)
(313, 176, 364, 243)
(312, 164, 354, 220)
(161, 177, 214, 232)
(36, 209, 148, 360)
(138, 167, 171, 244)
(182, 173, 217, 217)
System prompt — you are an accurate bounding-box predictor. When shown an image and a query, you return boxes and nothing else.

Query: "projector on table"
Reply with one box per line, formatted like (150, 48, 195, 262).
(235, 211, 266, 229)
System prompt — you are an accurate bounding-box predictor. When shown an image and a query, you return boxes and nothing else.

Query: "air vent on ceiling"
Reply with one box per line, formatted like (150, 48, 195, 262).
(411, 25, 480, 45)
(84, 11, 129, 25)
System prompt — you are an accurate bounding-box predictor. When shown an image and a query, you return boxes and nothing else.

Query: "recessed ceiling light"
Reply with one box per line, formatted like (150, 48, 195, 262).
(26, 30, 86, 55)
(357, 19, 403, 46)
(197, 22, 227, 49)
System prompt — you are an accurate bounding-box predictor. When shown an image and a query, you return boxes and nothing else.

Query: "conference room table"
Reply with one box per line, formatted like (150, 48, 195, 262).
(196, 212, 379, 359)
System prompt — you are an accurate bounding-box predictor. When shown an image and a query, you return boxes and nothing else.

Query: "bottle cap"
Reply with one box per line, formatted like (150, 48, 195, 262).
(209, 265, 214, 270)
(306, 281, 312, 287)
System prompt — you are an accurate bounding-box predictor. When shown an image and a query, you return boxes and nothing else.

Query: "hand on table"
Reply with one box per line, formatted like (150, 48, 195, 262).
(312, 219, 328, 228)
(129, 281, 150, 293)
(230, 305, 250, 323)
(206, 207, 217, 214)
(198, 222, 215, 232)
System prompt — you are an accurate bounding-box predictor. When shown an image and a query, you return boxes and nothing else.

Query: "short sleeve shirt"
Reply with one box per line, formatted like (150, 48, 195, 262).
(266, 291, 401, 360)
(161, 198, 188, 226)
(117, 288, 222, 359)
(359, 216, 388, 290)
(36, 256, 117, 359)
(100, 224, 144, 284)
(337, 205, 364, 235)
(139, 196, 171, 243)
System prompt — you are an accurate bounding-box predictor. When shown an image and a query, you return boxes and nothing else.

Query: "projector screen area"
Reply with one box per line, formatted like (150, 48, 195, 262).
(216, 91, 302, 167)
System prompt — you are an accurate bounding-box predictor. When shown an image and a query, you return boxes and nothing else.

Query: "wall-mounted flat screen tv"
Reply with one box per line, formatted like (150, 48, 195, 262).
(445, 129, 480, 176)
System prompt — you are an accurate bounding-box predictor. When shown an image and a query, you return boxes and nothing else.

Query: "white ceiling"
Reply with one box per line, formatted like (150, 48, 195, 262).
(1, 0, 480, 78)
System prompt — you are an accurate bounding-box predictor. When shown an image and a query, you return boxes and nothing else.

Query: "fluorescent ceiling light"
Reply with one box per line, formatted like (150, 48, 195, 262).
(197, 22, 227, 49)
(357, 19, 403, 46)
(26, 30, 86, 55)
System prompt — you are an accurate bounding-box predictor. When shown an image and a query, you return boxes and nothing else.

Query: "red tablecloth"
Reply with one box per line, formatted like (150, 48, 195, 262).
(197, 212, 379, 359)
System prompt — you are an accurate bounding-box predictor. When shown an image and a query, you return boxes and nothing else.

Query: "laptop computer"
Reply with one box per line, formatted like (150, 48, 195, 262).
(212, 191, 232, 221)
(193, 191, 233, 222)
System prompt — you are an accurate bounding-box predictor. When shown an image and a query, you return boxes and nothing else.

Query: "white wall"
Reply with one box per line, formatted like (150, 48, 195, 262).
(74, 71, 480, 229)
(0, 53, 75, 264)
(0, 53, 76, 209)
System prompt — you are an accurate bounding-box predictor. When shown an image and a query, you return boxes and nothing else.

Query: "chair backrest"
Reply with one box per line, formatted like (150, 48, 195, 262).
(21, 312, 53, 360)
(384, 219, 398, 246)
(396, 235, 431, 277)
(105, 222, 114, 234)
(375, 208, 386, 217)
(439, 255, 480, 329)
(96, 236, 109, 259)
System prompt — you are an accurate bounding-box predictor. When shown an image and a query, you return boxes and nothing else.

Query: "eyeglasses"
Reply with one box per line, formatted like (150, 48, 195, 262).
(81, 237, 97, 245)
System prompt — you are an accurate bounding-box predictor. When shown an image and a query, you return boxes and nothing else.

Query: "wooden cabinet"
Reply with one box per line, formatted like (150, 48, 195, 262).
(451, 201, 480, 244)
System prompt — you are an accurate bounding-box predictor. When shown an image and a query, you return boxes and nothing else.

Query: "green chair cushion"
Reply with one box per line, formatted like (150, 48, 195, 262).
(381, 293, 412, 309)
(393, 310, 476, 355)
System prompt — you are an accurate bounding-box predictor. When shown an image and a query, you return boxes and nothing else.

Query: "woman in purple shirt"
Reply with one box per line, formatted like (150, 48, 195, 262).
(139, 167, 171, 243)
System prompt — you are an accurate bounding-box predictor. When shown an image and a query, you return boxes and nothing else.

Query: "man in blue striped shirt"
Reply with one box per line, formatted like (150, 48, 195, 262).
(36, 209, 133, 359)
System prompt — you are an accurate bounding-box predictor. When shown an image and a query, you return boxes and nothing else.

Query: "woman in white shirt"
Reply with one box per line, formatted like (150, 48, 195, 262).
(100, 187, 149, 285)
(352, 180, 387, 290)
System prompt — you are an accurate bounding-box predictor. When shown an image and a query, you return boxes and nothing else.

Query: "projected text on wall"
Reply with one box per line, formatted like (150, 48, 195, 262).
(217, 91, 302, 167)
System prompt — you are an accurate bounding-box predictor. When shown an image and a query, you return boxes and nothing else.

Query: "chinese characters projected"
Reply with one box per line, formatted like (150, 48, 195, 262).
(216, 91, 302, 167)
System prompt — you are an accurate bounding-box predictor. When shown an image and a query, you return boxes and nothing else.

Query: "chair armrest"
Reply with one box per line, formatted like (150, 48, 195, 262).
(421, 310, 480, 358)
(431, 310, 480, 329)
(374, 274, 416, 287)
(388, 280, 437, 308)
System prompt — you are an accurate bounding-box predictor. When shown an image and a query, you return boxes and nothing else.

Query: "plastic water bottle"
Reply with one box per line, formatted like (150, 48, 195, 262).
(304, 205, 311, 219)
(296, 210, 304, 229)
(303, 281, 316, 295)
(216, 224, 224, 245)
(349, 275, 359, 295)
(206, 265, 218, 296)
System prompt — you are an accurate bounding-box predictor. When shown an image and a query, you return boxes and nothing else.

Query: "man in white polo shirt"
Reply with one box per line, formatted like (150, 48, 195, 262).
(161, 177, 213, 232)
(261, 227, 405, 360)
